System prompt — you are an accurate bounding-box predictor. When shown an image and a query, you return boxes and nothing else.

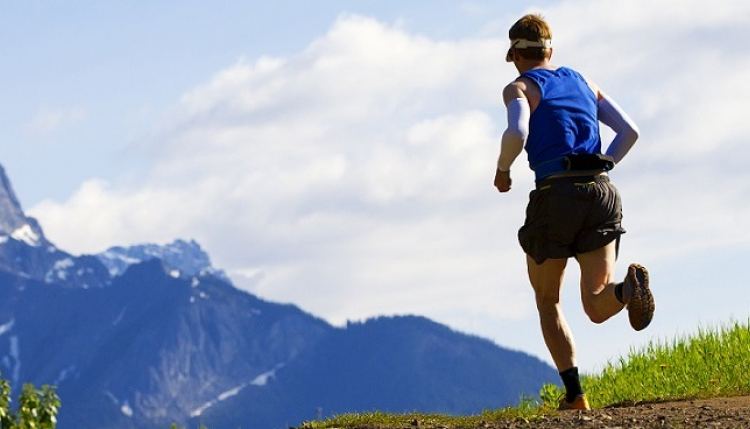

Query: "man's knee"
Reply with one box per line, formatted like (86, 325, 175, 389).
(535, 291, 560, 314)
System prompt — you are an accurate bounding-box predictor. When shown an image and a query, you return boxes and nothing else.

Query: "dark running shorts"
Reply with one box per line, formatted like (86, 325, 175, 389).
(518, 175, 626, 265)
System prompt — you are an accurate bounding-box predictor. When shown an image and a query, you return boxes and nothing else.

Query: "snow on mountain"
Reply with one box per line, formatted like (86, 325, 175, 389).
(0, 318, 14, 336)
(10, 224, 42, 247)
(96, 239, 229, 281)
(190, 364, 285, 418)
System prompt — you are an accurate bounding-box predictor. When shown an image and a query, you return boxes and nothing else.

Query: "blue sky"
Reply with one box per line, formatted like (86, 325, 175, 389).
(2, 0, 750, 373)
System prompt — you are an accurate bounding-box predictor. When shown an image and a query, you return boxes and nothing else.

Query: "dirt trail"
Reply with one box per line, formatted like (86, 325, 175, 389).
(478, 396, 750, 429)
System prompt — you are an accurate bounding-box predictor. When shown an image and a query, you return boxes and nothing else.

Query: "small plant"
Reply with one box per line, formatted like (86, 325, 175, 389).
(537, 382, 564, 410)
(0, 374, 60, 429)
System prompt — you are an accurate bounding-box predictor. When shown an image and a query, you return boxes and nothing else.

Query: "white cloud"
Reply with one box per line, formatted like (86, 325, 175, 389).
(28, 5, 750, 369)
(31, 15, 517, 308)
(26, 106, 87, 134)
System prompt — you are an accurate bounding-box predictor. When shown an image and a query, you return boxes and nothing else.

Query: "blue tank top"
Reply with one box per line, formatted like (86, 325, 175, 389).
(520, 67, 601, 175)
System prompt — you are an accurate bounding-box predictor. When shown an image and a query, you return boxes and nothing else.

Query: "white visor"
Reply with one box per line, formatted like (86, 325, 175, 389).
(505, 38, 552, 62)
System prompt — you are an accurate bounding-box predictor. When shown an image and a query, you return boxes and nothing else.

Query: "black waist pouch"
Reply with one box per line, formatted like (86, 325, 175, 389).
(564, 153, 615, 171)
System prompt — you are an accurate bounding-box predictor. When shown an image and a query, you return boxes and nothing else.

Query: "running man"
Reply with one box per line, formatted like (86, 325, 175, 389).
(494, 14, 655, 411)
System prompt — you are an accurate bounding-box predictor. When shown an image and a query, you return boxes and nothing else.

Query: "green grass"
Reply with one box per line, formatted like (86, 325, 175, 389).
(297, 407, 546, 429)
(582, 319, 750, 407)
(297, 319, 750, 428)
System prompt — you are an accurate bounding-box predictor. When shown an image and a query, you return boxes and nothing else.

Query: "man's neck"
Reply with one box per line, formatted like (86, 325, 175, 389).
(516, 59, 553, 74)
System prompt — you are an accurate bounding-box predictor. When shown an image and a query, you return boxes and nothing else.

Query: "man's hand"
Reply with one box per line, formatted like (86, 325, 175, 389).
(494, 169, 512, 192)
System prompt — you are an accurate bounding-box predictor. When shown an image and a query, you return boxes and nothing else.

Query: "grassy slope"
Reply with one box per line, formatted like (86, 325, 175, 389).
(298, 319, 750, 428)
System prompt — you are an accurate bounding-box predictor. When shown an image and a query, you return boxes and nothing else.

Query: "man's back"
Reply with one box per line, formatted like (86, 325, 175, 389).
(519, 66, 601, 168)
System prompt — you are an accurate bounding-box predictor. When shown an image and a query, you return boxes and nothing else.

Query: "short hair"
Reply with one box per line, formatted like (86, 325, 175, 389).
(508, 14, 553, 61)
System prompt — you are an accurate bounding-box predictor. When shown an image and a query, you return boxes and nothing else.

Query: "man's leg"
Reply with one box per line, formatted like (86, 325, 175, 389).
(578, 242, 655, 330)
(527, 255, 589, 409)
(526, 255, 574, 372)
(576, 240, 625, 324)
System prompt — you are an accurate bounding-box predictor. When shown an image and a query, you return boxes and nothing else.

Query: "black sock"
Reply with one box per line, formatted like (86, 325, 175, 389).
(559, 367, 583, 402)
(614, 282, 625, 304)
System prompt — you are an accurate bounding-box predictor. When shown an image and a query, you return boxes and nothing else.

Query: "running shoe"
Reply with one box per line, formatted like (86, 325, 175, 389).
(558, 394, 590, 411)
(625, 263, 654, 331)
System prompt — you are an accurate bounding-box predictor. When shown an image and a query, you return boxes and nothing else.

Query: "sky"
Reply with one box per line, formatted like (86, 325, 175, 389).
(2, 0, 750, 374)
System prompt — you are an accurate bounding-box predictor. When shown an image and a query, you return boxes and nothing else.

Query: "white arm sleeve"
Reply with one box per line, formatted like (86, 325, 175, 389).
(599, 94, 640, 164)
(497, 98, 530, 171)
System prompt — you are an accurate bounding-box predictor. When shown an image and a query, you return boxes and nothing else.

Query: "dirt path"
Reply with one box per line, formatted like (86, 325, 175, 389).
(481, 396, 750, 429)
(312, 396, 750, 428)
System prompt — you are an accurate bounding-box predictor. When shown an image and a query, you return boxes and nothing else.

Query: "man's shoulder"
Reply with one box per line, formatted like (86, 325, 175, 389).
(503, 80, 527, 101)
(504, 76, 541, 103)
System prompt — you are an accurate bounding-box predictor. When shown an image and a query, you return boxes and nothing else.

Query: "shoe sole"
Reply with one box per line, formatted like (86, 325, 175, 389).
(627, 264, 654, 331)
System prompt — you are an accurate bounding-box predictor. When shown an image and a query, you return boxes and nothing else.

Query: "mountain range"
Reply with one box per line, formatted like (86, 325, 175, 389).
(0, 163, 557, 429)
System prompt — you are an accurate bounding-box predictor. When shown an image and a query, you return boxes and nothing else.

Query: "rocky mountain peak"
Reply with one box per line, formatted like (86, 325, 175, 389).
(96, 239, 229, 281)
(0, 164, 47, 247)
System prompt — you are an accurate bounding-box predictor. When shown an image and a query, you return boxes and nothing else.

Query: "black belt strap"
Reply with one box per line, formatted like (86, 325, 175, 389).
(537, 174, 609, 189)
